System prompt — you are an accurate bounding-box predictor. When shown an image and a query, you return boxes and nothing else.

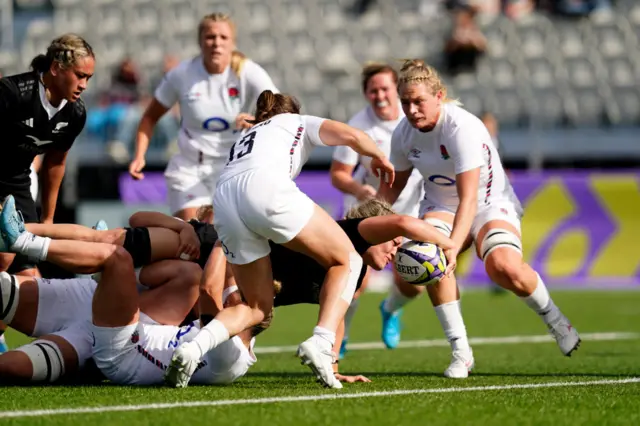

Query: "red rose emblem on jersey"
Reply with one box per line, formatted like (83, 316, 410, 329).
(131, 330, 140, 344)
(440, 144, 450, 160)
(228, 87, 239, 99)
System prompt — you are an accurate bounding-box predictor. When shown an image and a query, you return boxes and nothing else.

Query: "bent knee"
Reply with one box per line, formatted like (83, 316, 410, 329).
(3, 339, 72, 383)
(485, 251, 526, 283)
(106, 246, 135, 269)
(175, 261, 202, 284)
(0, 351, 34, 382)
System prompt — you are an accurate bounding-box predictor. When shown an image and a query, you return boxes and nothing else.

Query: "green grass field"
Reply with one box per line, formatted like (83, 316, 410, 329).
(2, 290, 640, 425)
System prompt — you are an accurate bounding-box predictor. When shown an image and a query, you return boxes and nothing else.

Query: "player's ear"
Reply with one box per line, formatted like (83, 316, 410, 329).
(49, 61, 60, 77)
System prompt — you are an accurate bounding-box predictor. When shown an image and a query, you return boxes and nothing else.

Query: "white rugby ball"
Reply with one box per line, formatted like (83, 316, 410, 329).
(394, 240, 447, 286)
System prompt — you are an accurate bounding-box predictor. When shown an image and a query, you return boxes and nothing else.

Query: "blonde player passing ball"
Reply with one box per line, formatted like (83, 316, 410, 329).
(128, 13, 278, 221)
(165, 90, 394, 389)
(375, 60, 580, 378)
(330, 63, 424, 355)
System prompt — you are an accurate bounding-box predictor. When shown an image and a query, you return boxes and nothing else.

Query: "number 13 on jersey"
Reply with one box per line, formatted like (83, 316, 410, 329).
(228, 131, 256, 163)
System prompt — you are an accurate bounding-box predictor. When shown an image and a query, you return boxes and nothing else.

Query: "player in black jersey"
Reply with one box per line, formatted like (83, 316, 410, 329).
(0, 198, 454, 382)
(166, 200, 455, 385)
(0, 33, 94, 276)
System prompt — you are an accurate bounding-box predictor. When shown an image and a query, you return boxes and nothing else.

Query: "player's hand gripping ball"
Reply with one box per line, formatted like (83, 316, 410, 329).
(394, 240, 447, 286)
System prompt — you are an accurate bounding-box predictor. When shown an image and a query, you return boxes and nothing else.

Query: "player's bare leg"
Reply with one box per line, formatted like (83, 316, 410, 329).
(476, 220, 580, 356)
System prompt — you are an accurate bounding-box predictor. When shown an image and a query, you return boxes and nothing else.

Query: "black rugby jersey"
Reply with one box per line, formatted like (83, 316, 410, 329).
(188, 218, 372, 307)
(270, 219, 371, 307)
(0, 71, 86, 188)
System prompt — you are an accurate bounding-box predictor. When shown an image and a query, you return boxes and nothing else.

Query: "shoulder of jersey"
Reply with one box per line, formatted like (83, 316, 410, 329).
(73, 97, 87, 116)
(240, 58, 263, 75)
(347, 107, 372, 129)
(443, 103, 483, 131)
(2, 72, 37, 96)
(166, 57, 200, 79)
(393, 116, 413, 136)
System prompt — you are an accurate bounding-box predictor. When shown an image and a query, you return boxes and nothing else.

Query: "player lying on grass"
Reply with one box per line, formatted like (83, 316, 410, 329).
(165, 198, 456, 387)
(0, 196, 260, 385)
(0, 259, 201, 384)
(0, 195, 454, 385)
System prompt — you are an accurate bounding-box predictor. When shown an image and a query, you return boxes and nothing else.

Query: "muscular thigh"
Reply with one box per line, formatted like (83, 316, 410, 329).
(473, 204, 523, 259)
(282, 204, 357, 269)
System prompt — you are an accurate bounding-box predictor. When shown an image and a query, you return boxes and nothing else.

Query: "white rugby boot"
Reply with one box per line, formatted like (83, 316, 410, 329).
(444, 349, 475, 379)
(547, 313, 581, 356)
(297, 336, 343, 389)
(164, 341, 201, 388)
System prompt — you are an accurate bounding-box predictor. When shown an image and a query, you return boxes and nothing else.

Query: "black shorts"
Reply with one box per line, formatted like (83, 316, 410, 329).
(0, 185, 38, 273)
(188, 220, 218, 269)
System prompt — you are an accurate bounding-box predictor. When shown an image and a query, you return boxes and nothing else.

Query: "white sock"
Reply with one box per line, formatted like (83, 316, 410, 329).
(11, 232, 50, 262)
(190, 319, 230, 358)
(521, 274, 560, 324)
(343, 298, 359, 341)
(383, 284, 414, 313)
(313, 326, 336, 350)
(434, 300, 470, 353)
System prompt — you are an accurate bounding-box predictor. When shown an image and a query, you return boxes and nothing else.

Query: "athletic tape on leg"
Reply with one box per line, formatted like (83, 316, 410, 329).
(341, 252, 363, 303)
(0, 272, 19, 324)
(15, 340, 66, 382)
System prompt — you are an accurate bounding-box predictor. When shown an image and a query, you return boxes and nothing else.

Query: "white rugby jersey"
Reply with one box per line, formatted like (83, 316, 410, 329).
(333, 105, 424, 208)
(218, 113, 326, 182)
(154, 56, 278, 159)
(333, 104, 404, 188)
(390, 103, 513, 210)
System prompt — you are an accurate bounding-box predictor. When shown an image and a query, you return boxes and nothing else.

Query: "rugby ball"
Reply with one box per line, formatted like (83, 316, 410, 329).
(394, 240, 447, 286)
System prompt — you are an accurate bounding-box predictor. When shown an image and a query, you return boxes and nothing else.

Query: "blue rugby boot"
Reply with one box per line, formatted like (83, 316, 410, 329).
(379, 301, 402, 349)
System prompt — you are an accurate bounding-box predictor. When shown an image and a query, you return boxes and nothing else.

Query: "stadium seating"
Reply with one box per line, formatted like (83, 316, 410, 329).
(0, 0, 638, 128)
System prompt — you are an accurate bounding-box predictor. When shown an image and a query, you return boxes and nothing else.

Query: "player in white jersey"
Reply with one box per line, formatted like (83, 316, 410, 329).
(330, 63, 425, 357)
(128, 13, 278, 221)
(0, 204, 258, 386)
(165, 90, 395, 390)
(0, 259, 200, 384)
(375, 59, 581, 379)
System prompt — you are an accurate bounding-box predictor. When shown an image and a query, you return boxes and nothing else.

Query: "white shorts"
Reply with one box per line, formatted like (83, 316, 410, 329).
(91, 320, 232, 386)
(393, 169, 424, 217)
(419, 200, 523, 238)
(33, 277, 96, 337)
(164, 152, 226, 214)
(214, 171, 316, 265)
(49, 320, 94, 368)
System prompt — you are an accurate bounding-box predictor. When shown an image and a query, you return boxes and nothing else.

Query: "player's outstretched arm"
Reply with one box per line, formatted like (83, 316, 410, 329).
(358, 215, 455, 250)
(318, 120, 395, 186)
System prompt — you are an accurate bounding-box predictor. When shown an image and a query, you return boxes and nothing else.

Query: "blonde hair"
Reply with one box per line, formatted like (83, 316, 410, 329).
(397, 59, 460, 105)
(360, 62, 398, 93)
(30, 33, 94, 73)
(196, 204, 214, 223)
(198, 13, 247, 76)
(345, 199, 396, 219)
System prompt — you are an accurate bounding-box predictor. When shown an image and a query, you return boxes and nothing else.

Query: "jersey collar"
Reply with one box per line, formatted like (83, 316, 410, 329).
(38, 75, 68, 120)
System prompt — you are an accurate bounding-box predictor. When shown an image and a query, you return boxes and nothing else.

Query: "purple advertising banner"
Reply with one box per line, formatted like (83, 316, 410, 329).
(119, 171, 640, 287)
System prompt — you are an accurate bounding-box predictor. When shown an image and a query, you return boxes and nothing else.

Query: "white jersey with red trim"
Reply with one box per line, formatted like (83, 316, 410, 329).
(390, 103, 516, 210)
(154, 56, 278, 159)
(217, 113, 326, 183)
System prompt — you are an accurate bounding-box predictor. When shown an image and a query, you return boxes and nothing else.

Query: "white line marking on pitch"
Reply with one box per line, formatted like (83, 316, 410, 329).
(254, 331, 640, 354)
(1, 378, 638, 419)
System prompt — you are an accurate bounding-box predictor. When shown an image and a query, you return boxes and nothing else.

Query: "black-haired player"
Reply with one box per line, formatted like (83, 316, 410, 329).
(0, 33, 94, 276)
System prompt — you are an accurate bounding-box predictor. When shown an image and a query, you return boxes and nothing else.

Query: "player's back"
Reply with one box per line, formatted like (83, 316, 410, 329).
(218, 113, 325, 183)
